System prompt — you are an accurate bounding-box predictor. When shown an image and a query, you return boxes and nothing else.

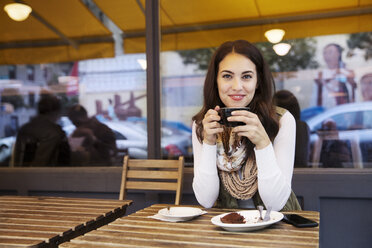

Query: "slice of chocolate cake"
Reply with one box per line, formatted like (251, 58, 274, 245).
(220, 212, 245, 224)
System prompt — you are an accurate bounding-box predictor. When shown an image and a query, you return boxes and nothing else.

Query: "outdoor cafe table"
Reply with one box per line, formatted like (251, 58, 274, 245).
(59, 204, 320, 248)
(0, 196, 132, 248)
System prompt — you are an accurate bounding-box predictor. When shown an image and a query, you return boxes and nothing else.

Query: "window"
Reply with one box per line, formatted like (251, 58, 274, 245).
(1, 31, 372, 168)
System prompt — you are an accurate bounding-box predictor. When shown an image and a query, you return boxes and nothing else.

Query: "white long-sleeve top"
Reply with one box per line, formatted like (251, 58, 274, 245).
(192, 111, 296, 211)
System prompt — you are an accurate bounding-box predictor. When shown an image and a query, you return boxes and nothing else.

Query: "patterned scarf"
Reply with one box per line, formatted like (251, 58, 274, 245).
(216, 126, 258, 200)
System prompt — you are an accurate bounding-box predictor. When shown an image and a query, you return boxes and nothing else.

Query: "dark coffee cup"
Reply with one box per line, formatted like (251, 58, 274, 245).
(218, 107, 250, 127)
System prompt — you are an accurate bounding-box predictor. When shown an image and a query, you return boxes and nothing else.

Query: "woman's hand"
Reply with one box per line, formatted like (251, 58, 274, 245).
(228, 110, 270, 150)
(202, 106, 223, 145)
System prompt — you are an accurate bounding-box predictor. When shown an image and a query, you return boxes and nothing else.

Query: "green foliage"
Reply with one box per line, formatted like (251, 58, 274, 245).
(178, 48, 215, 71)
(255, 38, 318, 85)
(177, 38, 318, 79)
(347, 32, 372, 60)
(255, 38, 319, 73)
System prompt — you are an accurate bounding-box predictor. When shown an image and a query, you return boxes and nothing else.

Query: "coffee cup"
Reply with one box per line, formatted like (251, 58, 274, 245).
(218, 107, 250, 127)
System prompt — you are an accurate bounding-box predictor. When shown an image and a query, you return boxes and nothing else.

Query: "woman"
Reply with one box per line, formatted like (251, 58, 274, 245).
(192, 40, 301, 211)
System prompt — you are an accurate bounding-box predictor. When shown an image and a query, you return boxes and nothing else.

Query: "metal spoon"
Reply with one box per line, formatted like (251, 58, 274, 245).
(258, 205, 264, 221)
(263, 206, 272, 222)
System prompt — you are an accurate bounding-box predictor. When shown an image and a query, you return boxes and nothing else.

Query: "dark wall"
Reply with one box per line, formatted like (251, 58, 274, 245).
(292, 169, 372, 248)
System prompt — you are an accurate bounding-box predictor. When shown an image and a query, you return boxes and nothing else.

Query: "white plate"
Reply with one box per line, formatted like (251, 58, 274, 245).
(158, 207, 205, 221)
(211, 210, 283, 232)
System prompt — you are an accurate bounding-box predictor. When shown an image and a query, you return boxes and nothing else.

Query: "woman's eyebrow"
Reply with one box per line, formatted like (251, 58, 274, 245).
(220, 70, 254, 74)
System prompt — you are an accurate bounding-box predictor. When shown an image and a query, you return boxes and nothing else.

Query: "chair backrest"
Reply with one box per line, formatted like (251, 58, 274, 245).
(119, 155, 184, 205)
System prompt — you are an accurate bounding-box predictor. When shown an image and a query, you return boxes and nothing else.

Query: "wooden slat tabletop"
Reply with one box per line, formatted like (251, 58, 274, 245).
(59, 204, 319, 248)
(0, 196, 132, 248)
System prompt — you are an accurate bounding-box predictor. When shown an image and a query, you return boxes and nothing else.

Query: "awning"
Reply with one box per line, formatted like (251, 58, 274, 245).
(95, 0, 372, 53)
(1, 0, 372, 64)
(0, 0, 114, 65)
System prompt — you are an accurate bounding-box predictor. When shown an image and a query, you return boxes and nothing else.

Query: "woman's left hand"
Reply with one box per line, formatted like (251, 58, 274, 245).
(228, 110, 271, 150)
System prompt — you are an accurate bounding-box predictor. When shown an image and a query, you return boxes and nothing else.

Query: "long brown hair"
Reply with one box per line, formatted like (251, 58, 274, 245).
(193, 40, 279, 148)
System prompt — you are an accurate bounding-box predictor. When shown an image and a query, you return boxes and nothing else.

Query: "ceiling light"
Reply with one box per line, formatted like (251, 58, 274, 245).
(264, 29, 285, 43)
(273, 43, 291, 56)
(4, 3, 32, 22)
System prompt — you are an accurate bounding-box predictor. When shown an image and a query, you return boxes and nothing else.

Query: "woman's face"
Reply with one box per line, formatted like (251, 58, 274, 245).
(217, 52, 257, 108)
(323, 45, 340, 69)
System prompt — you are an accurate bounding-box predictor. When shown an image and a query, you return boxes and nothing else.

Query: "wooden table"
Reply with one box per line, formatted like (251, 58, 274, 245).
(59, 204, 319, 248)
(0, 196, 132, 248)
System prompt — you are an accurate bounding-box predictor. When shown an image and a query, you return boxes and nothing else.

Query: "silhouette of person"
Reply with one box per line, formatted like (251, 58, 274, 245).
(314, 43, 357, 109)
(317, 119, 352, 168)
(13, 94, 70, 167)
(273, 90, 310, 167)
(360, 73, 372, 101)
(67, 104, 117, 166)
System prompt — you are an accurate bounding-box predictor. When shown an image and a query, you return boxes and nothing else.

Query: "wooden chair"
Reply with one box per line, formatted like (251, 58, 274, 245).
(119, 155, 184, 205)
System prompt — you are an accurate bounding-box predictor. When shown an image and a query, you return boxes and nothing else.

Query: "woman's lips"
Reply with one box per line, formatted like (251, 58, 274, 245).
(229, 95, 245, 101)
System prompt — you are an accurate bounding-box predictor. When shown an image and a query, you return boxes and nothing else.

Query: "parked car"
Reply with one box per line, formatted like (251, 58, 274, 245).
(306, 102, 372, 168)
(301, 106, 325, 121)
(61, 117, 192, 160)
(0, 117, 192, 166)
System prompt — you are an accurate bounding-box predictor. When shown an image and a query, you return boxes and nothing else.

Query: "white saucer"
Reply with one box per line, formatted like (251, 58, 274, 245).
(157, 207, 206, 221)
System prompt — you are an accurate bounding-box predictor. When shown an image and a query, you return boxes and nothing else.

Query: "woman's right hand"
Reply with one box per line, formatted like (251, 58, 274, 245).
(202, 106, 223, 145)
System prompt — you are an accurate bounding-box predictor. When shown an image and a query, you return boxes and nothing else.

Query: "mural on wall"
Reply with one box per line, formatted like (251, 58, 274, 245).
(94, 92, 145, 121)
